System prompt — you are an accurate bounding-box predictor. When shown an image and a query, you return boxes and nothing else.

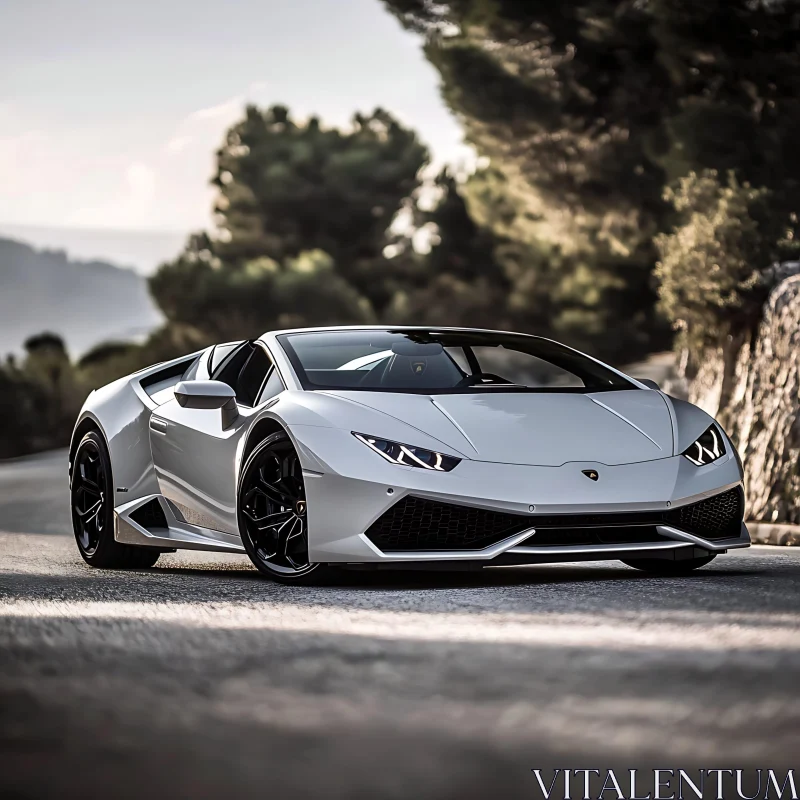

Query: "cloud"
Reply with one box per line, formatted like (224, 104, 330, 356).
(161, 86, 266, 160)
(183, 82, 268, 125)
(187, 96, 245, 122)
(3, 83, 273, 229)
(126, 162, 156, 202)
(66, 161, 157, 229)
(165, 135, 192, 154)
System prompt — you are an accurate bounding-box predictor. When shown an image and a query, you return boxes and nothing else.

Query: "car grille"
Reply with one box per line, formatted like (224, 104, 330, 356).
(364, 487, 744, 552)
(365, 496, 533, 552)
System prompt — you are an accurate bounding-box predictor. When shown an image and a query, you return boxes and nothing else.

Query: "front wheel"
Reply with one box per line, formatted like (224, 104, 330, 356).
(238, 431, 336, 585)
(71, 430, 160, 569)
(621, 554, 717, 574)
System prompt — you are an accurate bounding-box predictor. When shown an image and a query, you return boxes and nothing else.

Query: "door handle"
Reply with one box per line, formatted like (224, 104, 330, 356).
(150, 417, 169, 434)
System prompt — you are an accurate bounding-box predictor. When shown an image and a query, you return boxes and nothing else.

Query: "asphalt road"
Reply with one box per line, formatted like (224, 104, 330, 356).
(2, 451, 800, 799)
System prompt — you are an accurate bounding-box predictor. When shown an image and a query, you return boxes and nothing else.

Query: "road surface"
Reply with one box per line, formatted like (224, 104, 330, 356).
(2, 450, 799, 799)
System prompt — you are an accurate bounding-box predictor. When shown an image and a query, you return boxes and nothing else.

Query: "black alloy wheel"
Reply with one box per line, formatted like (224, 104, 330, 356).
(239, 431, 334, 584)
(71, 430, 160, 569)
(72, 436, 107, 556)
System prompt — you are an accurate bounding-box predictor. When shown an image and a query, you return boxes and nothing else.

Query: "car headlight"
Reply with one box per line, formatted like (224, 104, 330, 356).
(682, 425, 726, 466)
(353, 433, 460, 471)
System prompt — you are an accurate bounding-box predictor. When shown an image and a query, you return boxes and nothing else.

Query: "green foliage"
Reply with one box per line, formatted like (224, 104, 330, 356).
(0, 368, 45, 459)
(150, 106, 428, 342)
(24, 332, 69, 355)
(381, 0, 800, 358)
(211, 104, 428, 312)
(0, 335, 82, 457)
(387, 169, 510, 329)
(76, 341, 135, 368)
(655, 170, 799, 346)
(151, 239, 374, 344)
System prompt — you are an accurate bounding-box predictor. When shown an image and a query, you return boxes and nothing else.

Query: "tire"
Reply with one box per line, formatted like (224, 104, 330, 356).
(71, 430, 160, 569)
(621, 554, 717, 574)
(238, 431, 336, 585)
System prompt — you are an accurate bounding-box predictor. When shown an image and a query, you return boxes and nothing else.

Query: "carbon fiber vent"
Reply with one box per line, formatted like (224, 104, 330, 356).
(365, 496, 533, 552)
(364, 487, 744, 553)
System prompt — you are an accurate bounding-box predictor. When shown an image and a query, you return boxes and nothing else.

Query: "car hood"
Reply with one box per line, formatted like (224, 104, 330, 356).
(321, 389, 675, 467)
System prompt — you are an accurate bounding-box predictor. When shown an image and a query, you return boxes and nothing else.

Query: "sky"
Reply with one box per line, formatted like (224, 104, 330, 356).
(0, 0, 467, 239)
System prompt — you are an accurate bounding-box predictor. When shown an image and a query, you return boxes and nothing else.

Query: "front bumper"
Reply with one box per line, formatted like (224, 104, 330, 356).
(290, 425, 750, 564)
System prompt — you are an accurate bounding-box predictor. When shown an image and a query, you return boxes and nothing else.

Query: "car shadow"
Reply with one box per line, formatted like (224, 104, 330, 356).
(63, 556, 764, 592)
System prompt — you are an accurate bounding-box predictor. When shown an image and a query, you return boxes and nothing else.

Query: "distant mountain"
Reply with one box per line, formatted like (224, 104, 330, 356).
(0, 237, 164, 358)
(0, 224, 186, 276)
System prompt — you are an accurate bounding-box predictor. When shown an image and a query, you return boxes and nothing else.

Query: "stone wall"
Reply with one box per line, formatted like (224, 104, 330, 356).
(680, 268, 800, 524)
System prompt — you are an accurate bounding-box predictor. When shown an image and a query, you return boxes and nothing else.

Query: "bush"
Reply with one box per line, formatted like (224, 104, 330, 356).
(655, 170, 799, 349)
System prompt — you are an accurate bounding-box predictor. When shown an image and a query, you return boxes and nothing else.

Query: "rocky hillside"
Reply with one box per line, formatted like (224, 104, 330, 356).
(0, 237, 163, 358)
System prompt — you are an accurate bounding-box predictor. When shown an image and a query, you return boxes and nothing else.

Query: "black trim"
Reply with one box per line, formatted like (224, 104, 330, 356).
(209, 341, 244, 375)
(511, 486, 743, 541)
(139, 358, 195, 391)
(527, 526, 672, 547)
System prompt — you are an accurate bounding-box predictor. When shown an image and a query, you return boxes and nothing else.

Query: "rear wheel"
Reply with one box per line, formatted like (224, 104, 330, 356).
(621, 554, 716, 574)
(71, 431, 160, 569)
(238, 431, 335, 585)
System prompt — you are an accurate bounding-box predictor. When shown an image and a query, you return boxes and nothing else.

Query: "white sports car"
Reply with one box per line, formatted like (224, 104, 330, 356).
(69, 327, 750, 583)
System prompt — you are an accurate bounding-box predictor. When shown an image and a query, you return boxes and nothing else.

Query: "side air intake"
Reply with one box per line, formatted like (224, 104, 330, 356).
(129, 498, 169, 531)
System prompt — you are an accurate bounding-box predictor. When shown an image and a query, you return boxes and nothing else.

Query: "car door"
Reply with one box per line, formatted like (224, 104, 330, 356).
(149, 341, 283, 535)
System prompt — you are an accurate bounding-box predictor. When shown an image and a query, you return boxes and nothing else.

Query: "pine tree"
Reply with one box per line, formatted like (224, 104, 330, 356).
(150, 105, 429, 340)
(380, 0, 800, 360)
(387, 169, 511, 329)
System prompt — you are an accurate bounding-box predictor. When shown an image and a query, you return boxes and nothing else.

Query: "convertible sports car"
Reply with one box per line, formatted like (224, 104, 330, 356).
(69, 326, 750, 583)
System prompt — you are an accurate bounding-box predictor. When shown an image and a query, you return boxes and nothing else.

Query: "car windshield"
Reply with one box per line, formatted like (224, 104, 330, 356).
(278, 330, 635, 394)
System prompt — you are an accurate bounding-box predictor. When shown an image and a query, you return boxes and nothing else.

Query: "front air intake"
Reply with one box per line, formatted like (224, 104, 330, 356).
(365, 496, 533, 552)
(364, 487, 745, 553)
(663, 486, 743, 540)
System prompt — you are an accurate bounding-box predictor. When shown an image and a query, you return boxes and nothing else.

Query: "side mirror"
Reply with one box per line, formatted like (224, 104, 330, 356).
(636, 378, 661, 391)
(175, 380, 238, 428)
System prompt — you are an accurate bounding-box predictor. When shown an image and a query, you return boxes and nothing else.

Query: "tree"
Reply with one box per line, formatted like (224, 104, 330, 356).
(150, 105, 428, 341)
(0, 334, 83, 454)
(655, 171, 798, 352)
(151, 239, 373, 343)
(380, 0, 800, 360)
(654, 170, 799, 444)
(211, 104, 428, 312)
(387, 169, 511, 329)
(0, 360, 40, 458)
